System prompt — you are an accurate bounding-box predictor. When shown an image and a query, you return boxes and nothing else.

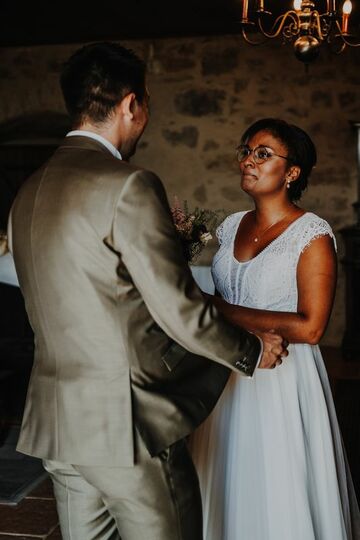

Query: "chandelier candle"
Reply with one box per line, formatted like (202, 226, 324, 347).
(326, 0, 337, 13)
(342, 0, 352, 33)
(242, 0, 249, 21)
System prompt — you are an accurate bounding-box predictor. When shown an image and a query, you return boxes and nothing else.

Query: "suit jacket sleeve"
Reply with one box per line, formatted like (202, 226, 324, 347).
(108, 168, 261, 376)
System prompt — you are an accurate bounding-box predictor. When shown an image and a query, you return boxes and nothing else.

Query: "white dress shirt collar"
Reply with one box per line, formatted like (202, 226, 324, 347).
(66, 130, 122, 160)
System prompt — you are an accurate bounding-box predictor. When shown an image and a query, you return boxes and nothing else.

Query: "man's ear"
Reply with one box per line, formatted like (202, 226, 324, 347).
(117, 92, 136, 120)
(286, 165, 301, 183)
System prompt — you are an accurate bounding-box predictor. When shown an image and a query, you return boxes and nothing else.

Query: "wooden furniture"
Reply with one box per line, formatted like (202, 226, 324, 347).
(340, 121, 360, 361)
(340, 223, 360, 360)
(322, 346, 360, 501)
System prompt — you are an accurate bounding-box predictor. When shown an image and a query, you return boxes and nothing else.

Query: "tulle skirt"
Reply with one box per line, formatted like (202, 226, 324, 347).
(189, 344, 360, 540)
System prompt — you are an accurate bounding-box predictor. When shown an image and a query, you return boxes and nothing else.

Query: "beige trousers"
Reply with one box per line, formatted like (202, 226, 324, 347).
(43, 435, 203, 540)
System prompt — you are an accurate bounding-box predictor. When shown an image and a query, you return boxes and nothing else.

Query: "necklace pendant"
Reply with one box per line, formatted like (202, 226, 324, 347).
(254, 237, 258, 243)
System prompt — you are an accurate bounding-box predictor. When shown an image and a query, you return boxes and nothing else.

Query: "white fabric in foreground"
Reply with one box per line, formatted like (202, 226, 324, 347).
(190, 265, 215, 295)
(0, 252, 19, 287)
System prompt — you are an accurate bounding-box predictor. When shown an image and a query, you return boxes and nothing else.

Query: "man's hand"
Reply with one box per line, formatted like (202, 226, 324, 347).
(256, 330, 288, 369)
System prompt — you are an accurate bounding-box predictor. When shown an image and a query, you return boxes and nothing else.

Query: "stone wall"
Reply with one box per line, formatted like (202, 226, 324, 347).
(0, 35, 359, 345)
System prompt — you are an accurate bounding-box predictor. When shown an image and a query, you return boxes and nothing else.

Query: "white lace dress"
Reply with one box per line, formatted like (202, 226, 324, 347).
(190, 211, 360, 540)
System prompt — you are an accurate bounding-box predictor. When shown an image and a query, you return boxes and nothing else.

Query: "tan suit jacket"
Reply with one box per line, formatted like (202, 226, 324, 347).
(9, 136, 261, 467)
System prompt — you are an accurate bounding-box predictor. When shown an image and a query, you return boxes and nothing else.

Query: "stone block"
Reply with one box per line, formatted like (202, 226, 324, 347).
(174, 89, 226, 116)
(162, 126, 199, 148)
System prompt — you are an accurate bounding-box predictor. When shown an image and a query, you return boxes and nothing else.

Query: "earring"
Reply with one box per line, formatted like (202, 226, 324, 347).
(286, 181, 290, 189)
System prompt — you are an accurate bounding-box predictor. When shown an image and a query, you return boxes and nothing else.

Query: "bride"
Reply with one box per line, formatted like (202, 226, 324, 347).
(190, 118, 360, 540)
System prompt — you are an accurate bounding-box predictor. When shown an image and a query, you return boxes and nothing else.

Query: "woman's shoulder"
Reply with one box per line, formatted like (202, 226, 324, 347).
(295, 211, 337, 253)
(300, 211, 330, 224)
(216, 210, 250, 244)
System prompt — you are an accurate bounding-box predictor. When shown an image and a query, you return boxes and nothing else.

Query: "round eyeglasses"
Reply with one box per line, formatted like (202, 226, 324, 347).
(236, 144, 293, 165)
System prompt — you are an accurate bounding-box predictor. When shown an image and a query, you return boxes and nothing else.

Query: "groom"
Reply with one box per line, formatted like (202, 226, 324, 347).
(8, 42, 286, 540)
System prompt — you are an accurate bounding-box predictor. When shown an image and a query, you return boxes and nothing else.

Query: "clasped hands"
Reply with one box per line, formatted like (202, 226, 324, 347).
(257, 330, 289, 369)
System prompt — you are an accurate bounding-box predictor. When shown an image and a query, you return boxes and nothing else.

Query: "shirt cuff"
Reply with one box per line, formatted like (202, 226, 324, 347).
(255, 337, 263, 370)
(243, 333, 262, 378)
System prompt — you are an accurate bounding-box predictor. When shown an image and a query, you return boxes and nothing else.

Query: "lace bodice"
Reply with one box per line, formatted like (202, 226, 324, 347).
(211, 211, 336, 312)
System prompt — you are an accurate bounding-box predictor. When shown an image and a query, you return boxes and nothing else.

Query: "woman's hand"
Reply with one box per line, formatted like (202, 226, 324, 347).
(256, 330, 288, 369)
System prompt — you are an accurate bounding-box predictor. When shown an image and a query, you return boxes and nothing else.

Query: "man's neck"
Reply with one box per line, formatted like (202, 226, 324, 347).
(68, 128, 122, 160)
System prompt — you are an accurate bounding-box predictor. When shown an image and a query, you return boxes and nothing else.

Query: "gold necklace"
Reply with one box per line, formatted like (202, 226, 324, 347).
(253, 214, 289, 243)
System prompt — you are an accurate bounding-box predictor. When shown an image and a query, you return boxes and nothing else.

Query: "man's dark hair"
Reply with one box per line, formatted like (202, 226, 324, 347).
(60, 42, 146, 126)
(241, 118, 317, 201)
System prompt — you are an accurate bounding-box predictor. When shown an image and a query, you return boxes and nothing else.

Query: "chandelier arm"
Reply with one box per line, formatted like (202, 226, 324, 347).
(241, 27, 268, 45)
(334, 19, 360, 46)
(334, 41, 348, 53)
(338, 38, 360, 47)
(312, 11, 326, 41)
(258, 11, 299, 39)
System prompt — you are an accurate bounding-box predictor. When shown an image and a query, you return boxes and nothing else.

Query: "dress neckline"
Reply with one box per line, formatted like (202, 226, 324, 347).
(232, 210, 309, 265)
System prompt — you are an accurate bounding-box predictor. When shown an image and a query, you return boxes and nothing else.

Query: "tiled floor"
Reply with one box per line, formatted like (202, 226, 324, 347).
(0, 477, 61, 539)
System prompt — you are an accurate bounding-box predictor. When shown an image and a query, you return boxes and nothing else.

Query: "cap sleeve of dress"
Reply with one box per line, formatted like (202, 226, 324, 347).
(298, 214, 337, 254)
(215, 212, 247, 246)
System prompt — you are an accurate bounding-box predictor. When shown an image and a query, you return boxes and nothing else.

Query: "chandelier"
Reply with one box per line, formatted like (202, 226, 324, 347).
(240, 0, 360, 63)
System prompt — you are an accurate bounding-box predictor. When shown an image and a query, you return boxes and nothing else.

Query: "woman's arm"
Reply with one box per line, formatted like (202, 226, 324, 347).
(211, 235, 337, 345)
